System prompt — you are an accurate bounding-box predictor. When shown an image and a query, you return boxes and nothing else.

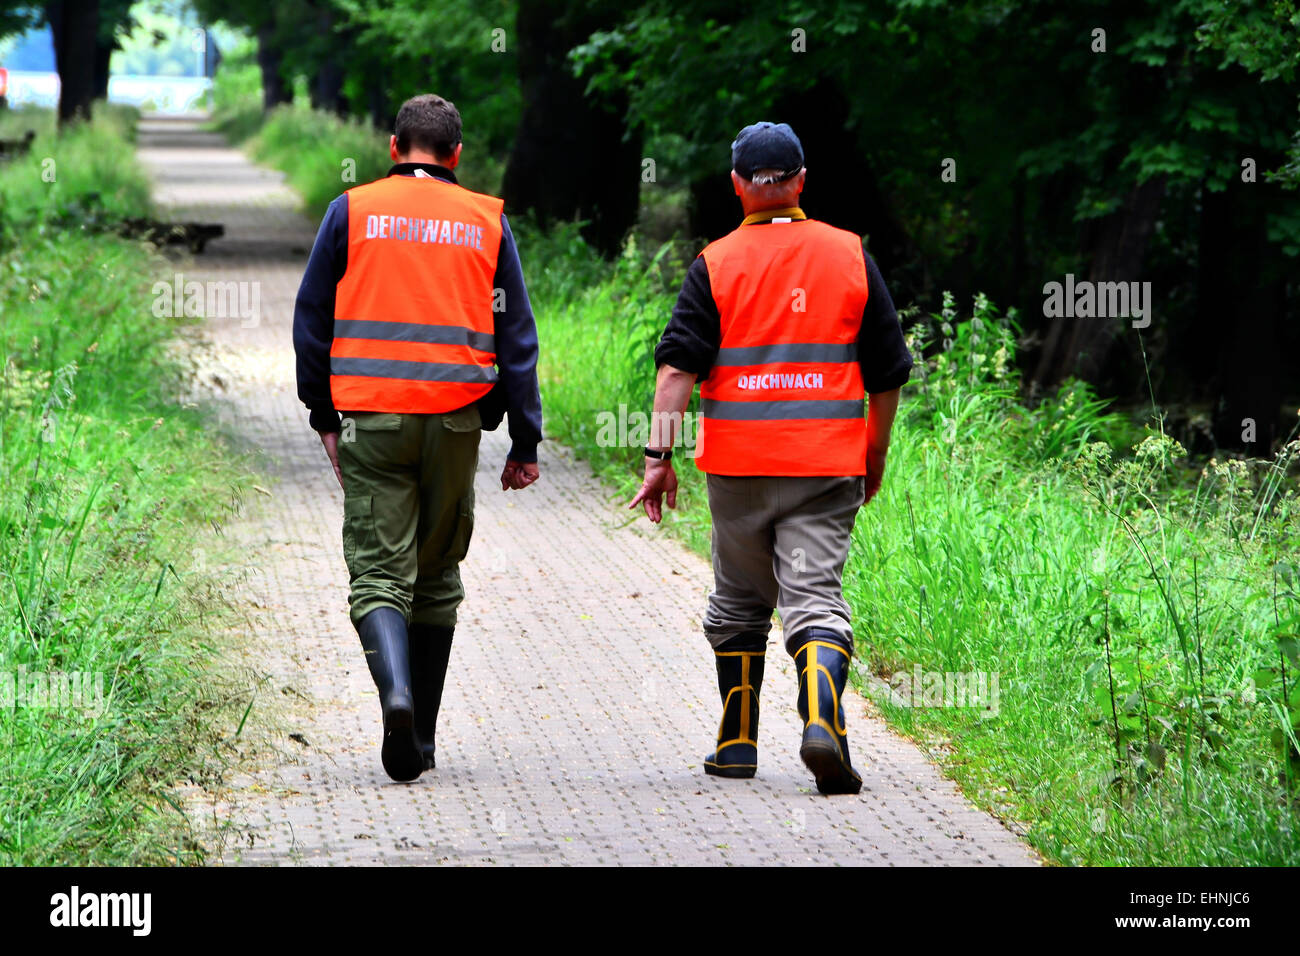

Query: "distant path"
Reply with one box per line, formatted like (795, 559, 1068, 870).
(138, 115, 1038, 865)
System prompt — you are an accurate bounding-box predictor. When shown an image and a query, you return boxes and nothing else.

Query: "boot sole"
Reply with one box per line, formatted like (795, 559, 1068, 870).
(381, 705, 424, 782)
(800, 738, 862, 795)
(704, 760, 756, 779)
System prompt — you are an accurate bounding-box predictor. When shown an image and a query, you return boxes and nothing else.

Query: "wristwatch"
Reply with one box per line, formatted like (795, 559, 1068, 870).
(643, 447, 673, 461)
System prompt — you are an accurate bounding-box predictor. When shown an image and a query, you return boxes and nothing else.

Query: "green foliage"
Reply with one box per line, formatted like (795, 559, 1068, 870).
(339, 0, 521, 152)
(207, 34, 264, 143)
(249, 105, 390, 221)
(1199, 0, 1300, 83)
(572, 0, 1300, 329)
(230, 104, 506, 223)
(201, 0, 521, 158)
(0, 104, 153, 243)
(0, 109, 255, 863)
(844, 295, 1300, 865)
(110, 2, 204, 77)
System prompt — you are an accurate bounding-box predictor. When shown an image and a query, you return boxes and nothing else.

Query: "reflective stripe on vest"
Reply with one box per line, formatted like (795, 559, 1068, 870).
(695, 219, 869, 477)
(330, 175, 504, 414)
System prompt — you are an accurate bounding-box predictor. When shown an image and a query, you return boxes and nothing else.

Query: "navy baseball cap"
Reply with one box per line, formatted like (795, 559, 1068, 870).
(731, 122, 804, 180)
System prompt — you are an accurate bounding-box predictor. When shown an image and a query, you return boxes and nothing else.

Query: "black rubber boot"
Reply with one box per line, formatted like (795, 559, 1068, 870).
(356, 607, 423, 782)
(792, 629, 862, 795)
(409, 622, 454, 771)
(704, 634, 766, 779)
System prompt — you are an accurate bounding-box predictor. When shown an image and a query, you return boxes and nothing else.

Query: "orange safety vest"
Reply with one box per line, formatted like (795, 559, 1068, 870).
(331, 174, 504, 413)
(694, 218, 869, 477)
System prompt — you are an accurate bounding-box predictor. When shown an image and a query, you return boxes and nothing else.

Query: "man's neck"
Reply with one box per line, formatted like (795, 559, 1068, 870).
(388, 161, 457, 183)
(741, 205, 805, 225)
(398, 151, 448, 166)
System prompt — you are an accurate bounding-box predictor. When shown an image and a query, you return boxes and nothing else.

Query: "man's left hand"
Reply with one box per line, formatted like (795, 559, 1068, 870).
(501, 459, 539, 491)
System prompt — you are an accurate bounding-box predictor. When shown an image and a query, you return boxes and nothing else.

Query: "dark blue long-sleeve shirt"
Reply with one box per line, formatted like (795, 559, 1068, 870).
(293, 163, 544, 463)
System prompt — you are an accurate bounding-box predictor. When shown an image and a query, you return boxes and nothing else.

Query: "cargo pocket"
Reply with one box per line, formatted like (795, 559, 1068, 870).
(441, 404, 482, 433)
(348, 412, 403, 432)
(342, 494, 374, 577)
(447, 494, 476, 563)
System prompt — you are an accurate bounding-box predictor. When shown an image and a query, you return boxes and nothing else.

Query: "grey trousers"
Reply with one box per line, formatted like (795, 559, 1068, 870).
(703, 474, 866, 655)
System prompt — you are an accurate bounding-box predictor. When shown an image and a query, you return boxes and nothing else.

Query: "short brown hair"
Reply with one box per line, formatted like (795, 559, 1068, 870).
(394, 94, 462, 159)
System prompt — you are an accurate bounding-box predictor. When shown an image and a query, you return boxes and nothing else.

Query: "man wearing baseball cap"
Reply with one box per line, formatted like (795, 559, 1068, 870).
(629, 122, 911, 794)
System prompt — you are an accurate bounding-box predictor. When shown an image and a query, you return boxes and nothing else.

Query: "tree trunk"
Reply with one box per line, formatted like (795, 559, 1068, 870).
(256, 22, 290, 111)
(92, 36, 112, 100)
(312, 62, 346, 115)
(502, 0, 642, 255)
(310, 10, 347, 115)
(47, 0, 99, 126)
(1030, 174, 1167, 390)
(1011, 170, 1026, 305)
(366, 70, 390, 131)
(1208, 177, 1285, 452)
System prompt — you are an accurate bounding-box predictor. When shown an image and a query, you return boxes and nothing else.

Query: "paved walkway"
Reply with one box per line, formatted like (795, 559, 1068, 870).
(138, 116, 1038, 866)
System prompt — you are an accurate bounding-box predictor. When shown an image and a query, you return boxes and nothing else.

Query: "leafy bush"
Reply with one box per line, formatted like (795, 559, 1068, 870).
(207, 36, 264, 145)
(0, 104, 152, 241)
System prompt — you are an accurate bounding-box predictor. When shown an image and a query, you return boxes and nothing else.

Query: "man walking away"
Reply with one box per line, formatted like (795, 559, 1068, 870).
(294, 94, 543, 781)
(630, 122, 910, 795)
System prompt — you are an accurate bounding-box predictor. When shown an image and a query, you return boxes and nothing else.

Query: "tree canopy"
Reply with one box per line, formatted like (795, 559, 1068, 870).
(3, 0, 1297, 450)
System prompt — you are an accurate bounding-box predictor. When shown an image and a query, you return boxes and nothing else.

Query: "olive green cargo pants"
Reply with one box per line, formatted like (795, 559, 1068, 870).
(336, 405, 482, 628)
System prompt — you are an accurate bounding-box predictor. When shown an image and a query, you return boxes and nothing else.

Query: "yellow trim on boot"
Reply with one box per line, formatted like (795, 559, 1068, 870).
(799, 641, 852, 747)
(712, 648, 763, 753)
(740, 654, 750, 742)
(716, 685, 758, 747)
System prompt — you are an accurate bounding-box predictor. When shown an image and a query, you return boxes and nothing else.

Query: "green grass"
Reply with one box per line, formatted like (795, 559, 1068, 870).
(0, 108, 257, 864)
(843, 297, 1300, 865)
(212, 102, 507, 223)
(527, 230, 1300, 866)
(0, 103, 152, 235)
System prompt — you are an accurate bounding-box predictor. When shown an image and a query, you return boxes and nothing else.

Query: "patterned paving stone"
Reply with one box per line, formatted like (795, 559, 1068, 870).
(138, 115, 1039, 866)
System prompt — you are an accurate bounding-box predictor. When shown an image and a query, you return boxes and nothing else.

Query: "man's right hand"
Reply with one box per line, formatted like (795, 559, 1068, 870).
(628, 458, 678, 523)
(864, 445, 887, 504)
(319, 430, 343, 489)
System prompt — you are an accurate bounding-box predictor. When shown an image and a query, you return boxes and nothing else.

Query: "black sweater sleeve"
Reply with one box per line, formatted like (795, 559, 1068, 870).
(654, 256, 719, 376)
(858, 250, 913, 393)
